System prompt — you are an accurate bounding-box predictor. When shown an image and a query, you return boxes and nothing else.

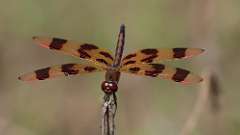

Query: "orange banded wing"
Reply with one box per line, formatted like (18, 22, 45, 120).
(18, 63, 104, 81)
(33, 36, 114, 68)
(121, 63, 203, 84)
(122, 48, 204, 66)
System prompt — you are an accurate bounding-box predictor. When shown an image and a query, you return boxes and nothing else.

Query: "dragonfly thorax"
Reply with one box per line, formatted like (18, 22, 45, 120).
(105, 67, 121, 82)
(101, 81, 118, 93)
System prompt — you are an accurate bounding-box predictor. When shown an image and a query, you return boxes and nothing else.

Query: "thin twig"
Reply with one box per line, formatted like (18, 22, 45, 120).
(180, 71, 210, 135)
(102, 93, 117, 135)
(180, 71, 221, 135)
(180, 0, 221, 133)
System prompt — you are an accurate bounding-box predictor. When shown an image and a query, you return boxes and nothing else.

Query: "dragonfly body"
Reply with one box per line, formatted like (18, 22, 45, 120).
(102, 24, 125, 93)
(19, 24, 204, 93)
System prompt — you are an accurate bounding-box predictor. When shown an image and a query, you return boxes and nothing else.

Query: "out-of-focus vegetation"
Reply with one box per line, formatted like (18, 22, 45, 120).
(0, 0, 239, 135)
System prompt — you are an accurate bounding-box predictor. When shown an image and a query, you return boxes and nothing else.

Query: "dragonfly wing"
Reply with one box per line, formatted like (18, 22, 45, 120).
(18, 63, 104, 81)
(121, 63, 203, 84)
(33, 36, 114, 68)
(122, 48, 204, 66)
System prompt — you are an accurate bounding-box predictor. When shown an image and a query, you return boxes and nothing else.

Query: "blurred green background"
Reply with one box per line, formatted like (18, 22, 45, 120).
(0, 0, 240, 135)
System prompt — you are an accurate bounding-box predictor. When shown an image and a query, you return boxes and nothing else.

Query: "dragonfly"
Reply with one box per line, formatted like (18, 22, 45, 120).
(18, 24, 204, 94)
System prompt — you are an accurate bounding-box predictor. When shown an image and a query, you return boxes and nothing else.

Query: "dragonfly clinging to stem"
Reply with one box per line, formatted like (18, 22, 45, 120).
(18, 24, 204, 135)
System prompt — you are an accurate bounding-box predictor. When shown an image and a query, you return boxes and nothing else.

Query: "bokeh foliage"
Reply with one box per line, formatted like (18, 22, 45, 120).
(0, 0, 239, 135)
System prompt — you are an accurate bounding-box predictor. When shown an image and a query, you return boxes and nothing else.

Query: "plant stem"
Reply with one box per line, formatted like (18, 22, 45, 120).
(102, 93, 117, 135)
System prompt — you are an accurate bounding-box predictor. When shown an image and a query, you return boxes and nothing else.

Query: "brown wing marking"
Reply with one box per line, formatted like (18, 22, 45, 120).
(18, 63, 103, 81)
(121, 63, 203, 84)
(32, 36, 114, 68)
(122, 48, 204, 65)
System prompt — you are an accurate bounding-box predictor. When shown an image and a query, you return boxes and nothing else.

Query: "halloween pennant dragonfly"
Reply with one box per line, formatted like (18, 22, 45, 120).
(18, 24, 204, 93)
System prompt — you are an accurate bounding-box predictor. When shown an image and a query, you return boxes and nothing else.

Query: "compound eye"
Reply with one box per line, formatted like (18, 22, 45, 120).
(101, 81, 118, 93)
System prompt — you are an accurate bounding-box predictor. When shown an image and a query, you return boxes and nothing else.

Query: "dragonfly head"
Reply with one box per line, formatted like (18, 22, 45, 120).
(101, 81, 118, 94)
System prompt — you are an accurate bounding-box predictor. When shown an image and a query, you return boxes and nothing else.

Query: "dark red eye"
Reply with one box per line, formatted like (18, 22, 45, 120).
(101, 81, 118, 93)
